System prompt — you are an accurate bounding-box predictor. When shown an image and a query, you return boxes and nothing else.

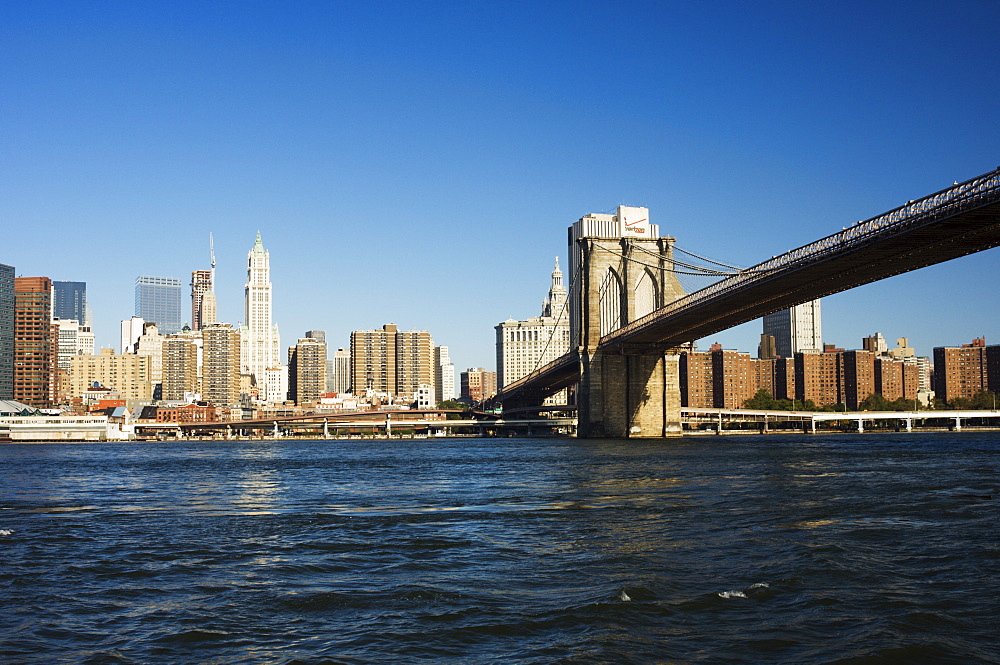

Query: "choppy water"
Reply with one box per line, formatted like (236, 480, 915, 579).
(1, 433, 998, 664)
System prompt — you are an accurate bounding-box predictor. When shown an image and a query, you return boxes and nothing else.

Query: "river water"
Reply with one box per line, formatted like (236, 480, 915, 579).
(1, 433, 997, 664)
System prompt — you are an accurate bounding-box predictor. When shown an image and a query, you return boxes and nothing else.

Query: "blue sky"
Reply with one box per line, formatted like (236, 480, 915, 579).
(3, 1, 998, 372)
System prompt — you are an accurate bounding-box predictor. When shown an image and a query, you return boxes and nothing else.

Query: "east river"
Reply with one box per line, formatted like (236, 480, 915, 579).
(1, 433, 997, 664)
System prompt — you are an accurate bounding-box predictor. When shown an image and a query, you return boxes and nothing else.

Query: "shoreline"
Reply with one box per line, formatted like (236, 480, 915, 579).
(4, 425, 1000, 444)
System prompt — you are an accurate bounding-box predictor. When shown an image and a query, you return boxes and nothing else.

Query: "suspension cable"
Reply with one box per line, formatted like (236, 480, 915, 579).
(672, 245, 744, 270)
(627, 241, 741, 275)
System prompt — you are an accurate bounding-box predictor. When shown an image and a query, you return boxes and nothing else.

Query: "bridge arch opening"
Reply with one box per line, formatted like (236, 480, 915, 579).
(599, 266, 623, 337)
(634, 267, 658, 319)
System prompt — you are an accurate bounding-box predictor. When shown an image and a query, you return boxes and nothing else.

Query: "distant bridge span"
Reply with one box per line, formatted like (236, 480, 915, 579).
(496, 167, 1000, 429)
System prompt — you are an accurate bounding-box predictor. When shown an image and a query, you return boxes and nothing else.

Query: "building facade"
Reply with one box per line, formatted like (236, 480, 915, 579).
(350, 324, 435, 403)
(52, 281, 87, 324)
(121, 316, 146, 354)
(202, 323, 242, 407)
(681, 346, 920, 409)
(135, 275, 183, 335)
(55, 319, 95, 402)
(396, 329, 434, 403)
(135, 323, 164, 387)
(460, 368, 497, 404)
(239, 232, 282, 401)
(14, 277, 55, 408)
(328, 347, 351, 394)
(161, 334, 200, 401)
(0, 263, 14, 399)
(67, 349, 153, 402)
(762, 300, 823, 358)
(712, 348, 756, 409)
(680, 350, 715, 408)
(190, 269, 213, 331)
(933, 338, 1000, 404)
(288, 336, 327, 405)
(434, 346, 455, 403)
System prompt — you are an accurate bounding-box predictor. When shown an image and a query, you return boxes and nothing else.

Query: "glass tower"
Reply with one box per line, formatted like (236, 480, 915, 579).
(53, 281, 87, 323)
(135, 276, 183, 335)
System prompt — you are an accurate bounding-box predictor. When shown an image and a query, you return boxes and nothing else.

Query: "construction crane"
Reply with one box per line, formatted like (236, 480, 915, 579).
(209, 232, 216, 289)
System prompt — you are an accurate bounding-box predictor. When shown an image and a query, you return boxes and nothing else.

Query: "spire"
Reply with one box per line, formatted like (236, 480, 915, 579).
(252, 230, 264, 253)
(551, 256, 563, 288)
(543, 256, 567, 318)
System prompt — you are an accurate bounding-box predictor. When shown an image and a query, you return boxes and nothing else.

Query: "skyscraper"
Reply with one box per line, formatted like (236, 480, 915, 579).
(52, 281, 87, 324)
(14, 277, 55, 408)
(0, 263, 14, 399)
(762, 300, 823, 358)
(135, 276, 183, 334)
(239, 232, 281, 401)
(191, 270, 213, 331)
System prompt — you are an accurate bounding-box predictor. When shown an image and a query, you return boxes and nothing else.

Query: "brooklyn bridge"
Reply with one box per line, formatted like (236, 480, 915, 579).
(492, 167, 1000, 437)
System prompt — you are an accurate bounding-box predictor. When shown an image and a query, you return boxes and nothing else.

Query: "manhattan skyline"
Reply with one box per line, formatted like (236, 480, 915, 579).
(3, 2, 999, 373)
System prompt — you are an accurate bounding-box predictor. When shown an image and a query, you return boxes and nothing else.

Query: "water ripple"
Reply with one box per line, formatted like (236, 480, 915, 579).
(1, 434, 997, 663)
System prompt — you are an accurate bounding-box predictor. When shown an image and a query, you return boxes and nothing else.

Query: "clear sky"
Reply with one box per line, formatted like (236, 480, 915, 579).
(3, 1, 999, 373)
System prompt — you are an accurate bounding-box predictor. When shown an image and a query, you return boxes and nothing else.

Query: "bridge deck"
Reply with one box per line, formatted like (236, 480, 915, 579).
(497, 167, 1000, 405)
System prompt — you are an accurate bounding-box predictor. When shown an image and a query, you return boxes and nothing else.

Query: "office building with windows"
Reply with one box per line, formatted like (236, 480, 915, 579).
(202, 323, 242, 407)
(350, 324, 434, 403)
(52, 281, 87, 325)
(460, 368, 497, 404)
(762, 300, 823, 358)
(191, 270, 213, 331)
(135, 275, 183, 335)
(289, 336, 327, 405)
(434, 346, 455, 402)
(239, 232, 282, 401)
(328, 347, 351, 394)
(14, 277, 55, 407)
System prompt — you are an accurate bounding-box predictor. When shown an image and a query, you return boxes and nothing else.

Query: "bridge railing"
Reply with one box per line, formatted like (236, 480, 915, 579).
(604, 167, 1000, 345)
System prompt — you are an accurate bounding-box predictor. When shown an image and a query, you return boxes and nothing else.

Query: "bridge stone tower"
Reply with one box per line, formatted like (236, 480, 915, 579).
(569, 207, 686, 437)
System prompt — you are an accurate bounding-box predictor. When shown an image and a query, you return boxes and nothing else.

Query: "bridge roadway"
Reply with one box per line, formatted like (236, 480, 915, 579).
(684, 407, 1000, 433)
(497, 167, 1000, 406)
